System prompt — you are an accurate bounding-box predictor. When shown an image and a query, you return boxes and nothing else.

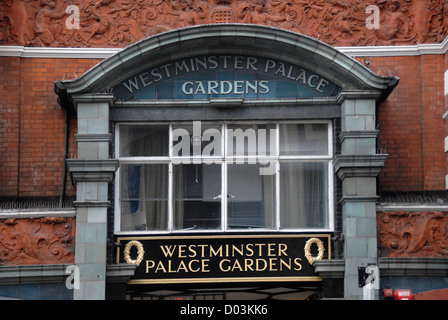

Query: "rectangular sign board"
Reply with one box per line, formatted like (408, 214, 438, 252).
(116, 234, 331, 285)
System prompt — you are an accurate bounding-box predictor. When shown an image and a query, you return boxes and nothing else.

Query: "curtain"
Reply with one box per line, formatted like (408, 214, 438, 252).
(121, 130, 169, 231)
(280, 162, 328, 229)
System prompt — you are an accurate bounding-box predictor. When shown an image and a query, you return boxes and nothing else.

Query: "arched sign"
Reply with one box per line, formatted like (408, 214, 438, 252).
(113, 55, 342, 101)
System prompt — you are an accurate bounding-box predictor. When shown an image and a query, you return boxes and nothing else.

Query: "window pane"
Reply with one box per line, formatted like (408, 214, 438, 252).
(227, 164, 276, 229)
(173, 164, 221, 230)
(280, 162, 328, 229)
(227, 124, 276, 156)
(280, 124, 328, 156)
(172, 123, 222, 157)
(120, 164, 168, 231)
(120, 125, 169, 157)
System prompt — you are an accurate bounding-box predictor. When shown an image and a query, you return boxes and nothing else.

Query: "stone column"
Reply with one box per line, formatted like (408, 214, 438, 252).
(335, 91, 386, 299)
(67, 94, 118, 300)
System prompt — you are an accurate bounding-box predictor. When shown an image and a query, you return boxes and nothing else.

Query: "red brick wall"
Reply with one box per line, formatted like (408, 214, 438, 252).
(1, 53, 447, 197)
(362, 55, 447, 191)
(0, 57, 100, 198)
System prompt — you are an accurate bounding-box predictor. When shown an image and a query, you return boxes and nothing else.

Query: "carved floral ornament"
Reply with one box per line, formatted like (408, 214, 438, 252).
(0, 217, 75, 265)
(0, 0, 447, 48)
(377, 211, 448, 258)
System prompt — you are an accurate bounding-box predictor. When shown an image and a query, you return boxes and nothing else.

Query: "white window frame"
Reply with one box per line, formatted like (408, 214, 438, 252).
(114, 120, 334, 234)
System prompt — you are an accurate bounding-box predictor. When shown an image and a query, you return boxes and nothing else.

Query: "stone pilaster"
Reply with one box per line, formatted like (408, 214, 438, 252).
(335, 91, 386, 299)
(67, 94, 117, 300)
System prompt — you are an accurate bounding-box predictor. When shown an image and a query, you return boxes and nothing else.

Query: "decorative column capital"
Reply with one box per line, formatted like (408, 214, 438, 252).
(67, 159, 119, 183)
(334, 154, 388, 180)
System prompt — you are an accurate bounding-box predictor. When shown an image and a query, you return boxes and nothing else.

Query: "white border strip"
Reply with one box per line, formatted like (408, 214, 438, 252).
(0, 209, 76, 219)
(337, 36, 448, 57)
(0, 46, 120, 59)
(0, 36, 447, 59)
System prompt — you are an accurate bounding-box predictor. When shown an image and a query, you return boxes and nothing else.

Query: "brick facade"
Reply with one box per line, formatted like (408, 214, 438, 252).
(1, 0, 448, 300)
(0, 57, 100, 198)
(2, 54, 447, 197)
(359, 54, 448, 191)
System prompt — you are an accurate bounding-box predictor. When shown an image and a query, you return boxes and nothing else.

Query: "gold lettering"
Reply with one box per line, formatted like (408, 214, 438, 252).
(232, 244, 244, 256)
(202, 259, 210, 273)
(177, 260, 189, 272)
(279, 258, 292, 271)
(294, 258, 303, 271)
(160, 245, 176, 257)
(198, 244, 207, 257)
(279, 243, 288, 256)
(188, 259, 200, 272)
(188, 245, 197, 258)
(269, 258, 278, 271)
(231, 259, 243, 272)
(155, 260, 167, 273)
(268, 243, 276, 256)
(255, 243, 265, 256)
(210, 245, 223, 257)
(246, 244, 254, 257)
(167, 260, 175, 273)
(245, 259, 254, 271)
(220, 259, 231, 272)
(256, 259, 267, 271)
(178, 245, 187, 258)
(145, 260, 155, 273)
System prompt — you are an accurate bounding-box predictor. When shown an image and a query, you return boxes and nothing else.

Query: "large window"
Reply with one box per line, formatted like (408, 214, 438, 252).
(115, 121, 333, 233)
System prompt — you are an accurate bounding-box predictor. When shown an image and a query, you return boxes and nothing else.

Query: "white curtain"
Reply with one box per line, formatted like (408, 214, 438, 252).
(120, 130, 169, 231)
(280, 162, 328, 229)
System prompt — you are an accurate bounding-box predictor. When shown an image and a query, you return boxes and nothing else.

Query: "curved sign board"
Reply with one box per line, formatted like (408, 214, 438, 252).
(113, 55, 342, 101)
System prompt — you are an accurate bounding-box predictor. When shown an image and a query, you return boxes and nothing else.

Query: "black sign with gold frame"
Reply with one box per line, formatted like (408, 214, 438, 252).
(116, 234, 331, 285)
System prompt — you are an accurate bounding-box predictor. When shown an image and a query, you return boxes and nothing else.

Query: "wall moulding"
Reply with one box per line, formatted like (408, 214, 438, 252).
(1, 0, 447, 49)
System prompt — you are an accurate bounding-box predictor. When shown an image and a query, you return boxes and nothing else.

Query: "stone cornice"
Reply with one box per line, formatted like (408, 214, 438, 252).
(334, 154, 388, 179)
(1, 35, 447, 59)
(67, 159, 119, 183)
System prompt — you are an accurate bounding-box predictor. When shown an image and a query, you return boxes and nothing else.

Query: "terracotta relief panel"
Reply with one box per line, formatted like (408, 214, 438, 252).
(0, 0, 447, 48)
(0, 217, 75, 265)
(377, 211, 448, 258)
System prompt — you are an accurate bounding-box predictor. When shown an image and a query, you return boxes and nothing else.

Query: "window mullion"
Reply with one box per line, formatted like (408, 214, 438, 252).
(275, 123, 280, 230)
(222, 161, 227, 232)
(168, 162, 173, 232)
(222, 124, 227, 232)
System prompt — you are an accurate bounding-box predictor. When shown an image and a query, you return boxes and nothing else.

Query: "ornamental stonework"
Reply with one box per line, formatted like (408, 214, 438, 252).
(377, 211, 448, 258)
(0, 217, 75, 265)
(0, 0, 447, 48)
